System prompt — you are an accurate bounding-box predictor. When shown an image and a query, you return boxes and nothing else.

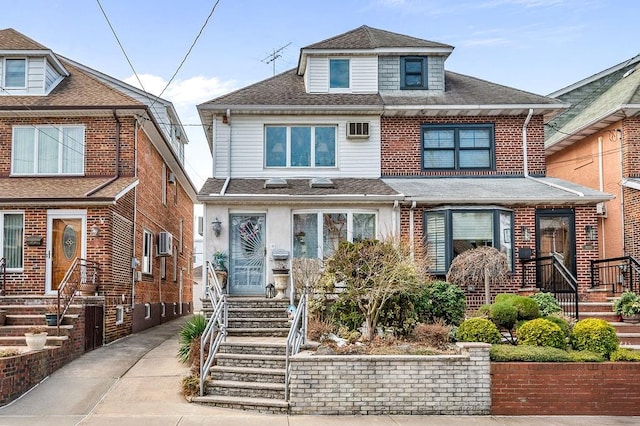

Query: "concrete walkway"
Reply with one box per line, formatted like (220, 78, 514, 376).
(0, 316, 638, 425)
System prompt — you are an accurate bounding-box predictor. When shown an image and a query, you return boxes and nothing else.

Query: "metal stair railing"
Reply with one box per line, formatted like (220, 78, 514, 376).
(199, 261, 228, 397)
(56, 258, 100, 336)
(0, 257, 5, 295)
(591, 256, 640, 294)
(521, 254, 579, 319)
(285, 289, 307, 402)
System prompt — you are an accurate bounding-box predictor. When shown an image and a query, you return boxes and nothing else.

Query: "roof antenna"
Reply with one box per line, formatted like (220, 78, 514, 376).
(261, 42, 292, 76)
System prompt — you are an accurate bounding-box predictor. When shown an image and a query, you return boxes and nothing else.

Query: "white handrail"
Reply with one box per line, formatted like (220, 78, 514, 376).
(285, 291, 307, 401)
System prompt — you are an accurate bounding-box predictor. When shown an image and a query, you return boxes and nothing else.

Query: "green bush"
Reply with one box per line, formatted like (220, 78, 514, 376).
(378, 293, 417, 336)
(494, 293, 540, 320)
(570, 318, 619, 358)
(489, 302, 518, 330)
(329, 297, 364, 332)
(567, 350, 605, 362)
(610, 348, 640, 362)
(178, 315, 207, 364)
(530, 292, 562, 316)
(517, 318, 566, 349)
(543, 314, 572, 338)
(475, 304, 491, 318)
(413, 280, 466, 326)
(490, 344, 571, 362)
(457, 318, 502, 344)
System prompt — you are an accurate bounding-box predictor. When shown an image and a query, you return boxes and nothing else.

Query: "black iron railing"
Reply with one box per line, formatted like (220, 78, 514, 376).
(591, 256, 640, 294)
(0, 257, 5, 295)
(521, 254, 579, 319)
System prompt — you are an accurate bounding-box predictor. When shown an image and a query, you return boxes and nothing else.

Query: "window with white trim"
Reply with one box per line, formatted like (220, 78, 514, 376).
(265, 125, 336, 168)
(329, 58, 349, 90)
(293, 211, 376, 259)
(4, 58, 26, 88)
(1, 212, 24, 270)
(142, 229, 153, 274)
(424, 208, 513, 275)
(12, 125, 85, 175)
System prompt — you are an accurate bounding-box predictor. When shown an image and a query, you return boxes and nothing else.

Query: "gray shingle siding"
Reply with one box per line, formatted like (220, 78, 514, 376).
(428, 56, 445, 91)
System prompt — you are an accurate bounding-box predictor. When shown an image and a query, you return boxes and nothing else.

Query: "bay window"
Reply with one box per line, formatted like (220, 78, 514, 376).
(424, 208, 513, 274)
(265, 125, 336, 168)
(12, 125, 85, 175)
(293, 211, 376, 259)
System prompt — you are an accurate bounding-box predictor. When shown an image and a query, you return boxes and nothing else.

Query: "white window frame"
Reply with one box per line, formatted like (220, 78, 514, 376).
(3, 58, 27, 89)
(328, 58, 350, 92)
(11, 125, 86, 175)
(115, 305, 124, 325)
(264, 125, 337, 168)
(142, 229, 153, 274)
(0, 211, 24, 272)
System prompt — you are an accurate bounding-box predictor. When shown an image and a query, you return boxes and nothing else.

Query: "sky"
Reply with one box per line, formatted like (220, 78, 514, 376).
(2, 0, 639, 192)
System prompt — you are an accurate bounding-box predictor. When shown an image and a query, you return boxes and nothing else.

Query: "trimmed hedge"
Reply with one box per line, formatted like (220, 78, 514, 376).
(571, 318, 619, 358)
(517, 318, 566, 349)
(490, 345, 604, 362)
(457, 318, 502, 344)
(610, 348, 640, 362)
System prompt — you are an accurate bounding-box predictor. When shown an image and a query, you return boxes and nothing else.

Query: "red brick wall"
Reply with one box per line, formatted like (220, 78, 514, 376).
(623, 116, 640, 179)
(491, 362, 640, 415)
(381, 115, 545, 177)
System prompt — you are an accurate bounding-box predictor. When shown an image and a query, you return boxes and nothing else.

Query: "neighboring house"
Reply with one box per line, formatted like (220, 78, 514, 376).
(545, 55, 640, 263)
(0, 28, 197, 342)
(197, 25, 611, 308)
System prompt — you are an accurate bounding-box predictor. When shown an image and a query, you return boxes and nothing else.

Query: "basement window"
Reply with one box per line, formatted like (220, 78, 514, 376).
(115, 305, 124, 325)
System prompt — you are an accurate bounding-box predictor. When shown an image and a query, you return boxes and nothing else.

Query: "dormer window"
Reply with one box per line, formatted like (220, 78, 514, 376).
(329, 59, 349, 90)
(4, 58, 26, 88)
(401, 57, 427, 90)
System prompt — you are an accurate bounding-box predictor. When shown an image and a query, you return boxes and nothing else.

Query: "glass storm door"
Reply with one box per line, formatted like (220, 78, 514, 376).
(229, 214, 266, 295)
(536, 209, 576, 276)
(48, 217, 84, 292)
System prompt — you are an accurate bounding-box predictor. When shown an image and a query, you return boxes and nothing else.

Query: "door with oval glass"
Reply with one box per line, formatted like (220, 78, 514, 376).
(48, 217, 83, 292)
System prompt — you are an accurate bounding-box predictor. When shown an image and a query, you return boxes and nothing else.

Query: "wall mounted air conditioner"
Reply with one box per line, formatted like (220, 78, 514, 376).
(596, 202, 607, 217)
(157, 231, 173, 256)
(347, 122, 370, 139)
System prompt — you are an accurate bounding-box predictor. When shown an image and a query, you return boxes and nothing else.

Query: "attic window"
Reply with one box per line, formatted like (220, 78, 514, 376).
(310, 177, 334, 188)
(264, 178, 288, 188)
(4, 58, 26, 88)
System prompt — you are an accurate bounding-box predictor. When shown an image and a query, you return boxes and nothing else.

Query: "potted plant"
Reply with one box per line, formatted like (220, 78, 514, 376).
(211, 251, 228, 288)
(24, 326, 48, 351)
(613, 291, 640, 323)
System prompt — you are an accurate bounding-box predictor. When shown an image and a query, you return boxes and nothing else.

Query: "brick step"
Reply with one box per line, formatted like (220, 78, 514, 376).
(215, 353, 285, 369)
(0, 324, 73, 337)
(218, 341, 287, 356)
(206, 380, 285, 400)
(191, 394, 289, 414)
(0, 334, 69, 346)
(611, 322, 640, 333)
(578, 302, 614, 313)
(228, 307, 288, 319)
(228, 318, 290, 329)
(226, 327, 289, 337)
(616, 333, 640, 346)
(210, 365, 285, 383)
(578, 312, 619, 322)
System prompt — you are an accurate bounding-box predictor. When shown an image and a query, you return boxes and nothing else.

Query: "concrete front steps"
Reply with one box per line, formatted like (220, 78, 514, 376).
(578, 301, 640, 346)
(194, 297, 292, 413)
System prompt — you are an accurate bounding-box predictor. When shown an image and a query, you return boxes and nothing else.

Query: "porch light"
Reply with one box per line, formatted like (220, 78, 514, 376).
(585, 225, 597, 241)
(91, 224, 100, 237)
(212, 218, 222, 237)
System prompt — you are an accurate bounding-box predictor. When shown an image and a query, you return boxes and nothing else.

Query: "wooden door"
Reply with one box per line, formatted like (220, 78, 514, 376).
(84, 305, 104, 352)
(51, 218, 82, 291)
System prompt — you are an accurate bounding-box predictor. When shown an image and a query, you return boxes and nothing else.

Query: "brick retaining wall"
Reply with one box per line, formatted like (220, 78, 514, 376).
(491, 362, 640, 415)
(288, 342, 491, 415)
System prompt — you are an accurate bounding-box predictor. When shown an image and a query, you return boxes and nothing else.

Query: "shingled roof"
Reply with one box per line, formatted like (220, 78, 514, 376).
(0, 28, 47, 50)
(303, 25, 453, 50)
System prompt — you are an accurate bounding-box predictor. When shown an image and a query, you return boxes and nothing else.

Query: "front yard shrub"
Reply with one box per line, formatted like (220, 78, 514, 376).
(570, 318, 619, 358)
(495, 293, 540, 320)
(181, 375, 200, 399)
(489, 302, 518, 330)
(178, 314, 207, 365)
(490, 344, 571, 362)
(329, 297, 364, 332)
(610, 348, 640, 362)
(517, 318, 566, 349)
(457, 317, 502, 344)
(543, 314, 572, 338)
(411, 321, 452, 350)
(413, 280, 466, 326)
(379, 292, 417, 336)
(567, 350, 605, 362)
(530, 292, 562, 316)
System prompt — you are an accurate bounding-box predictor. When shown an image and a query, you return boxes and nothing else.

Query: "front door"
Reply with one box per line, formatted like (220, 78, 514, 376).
(229, 214, 266, 295)
(47, 213, 85, 293)
(536, 209, 576, 276)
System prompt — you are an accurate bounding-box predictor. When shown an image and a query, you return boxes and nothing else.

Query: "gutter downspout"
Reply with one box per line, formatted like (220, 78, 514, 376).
(220, 108, 232, 196)
(392, 200, 399, 243)
(598, 136, 606, 258)
(132, 119, 138, 310)
(409, 201, 417, 260)
(522, 108, 584, 197)
(618, 128, 625, 254)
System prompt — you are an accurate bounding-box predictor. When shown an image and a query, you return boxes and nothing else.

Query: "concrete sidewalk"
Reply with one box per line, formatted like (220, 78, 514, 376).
(0, 316, 638, 425)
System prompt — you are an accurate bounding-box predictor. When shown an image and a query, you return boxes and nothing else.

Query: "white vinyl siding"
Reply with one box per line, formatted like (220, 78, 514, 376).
(305, 56, 377, 93)
(212, 115, 381, 178)
(44, 59, 62, 93)
(1, 57, 48, 95)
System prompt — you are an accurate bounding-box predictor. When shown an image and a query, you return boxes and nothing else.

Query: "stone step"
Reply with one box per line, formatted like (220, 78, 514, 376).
(228, 317, 290, 329)
(0, 324, 73, 337)
(611, 322, 640, 333)
(616, 333, 640, 346)
(191, 394, 289, 414)
(228, 307, 288, 319)
(578, 302, 614, 313)
(226, 327, 289, 337)
(4, 314, 77, 326)
(578, 311, 619, 322)
(210, 365, 285, 383)
(206, 380, 285, 400)
(227, 297, 291, 310)
(219, 341, 287, 356)
(215, 353, 286, 369)
(0, 334, 69, 346)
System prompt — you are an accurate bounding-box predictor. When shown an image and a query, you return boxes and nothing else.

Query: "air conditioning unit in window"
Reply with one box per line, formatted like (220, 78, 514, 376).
(347, 122, 370, 139)
(596, 202, 607, 217)
(157, 231, 173, 257)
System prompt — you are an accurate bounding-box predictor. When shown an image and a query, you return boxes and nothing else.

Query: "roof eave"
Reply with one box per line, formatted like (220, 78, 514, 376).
(384, 103, 569, 116)
(197, 194, 404, 203)
(196, 104, 384, 115)
(403, 195, 613, 205)
(0, 49, 69, 76)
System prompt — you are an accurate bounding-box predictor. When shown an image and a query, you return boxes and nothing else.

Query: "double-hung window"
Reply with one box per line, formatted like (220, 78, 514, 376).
(4, 58, 26, 88)
(12, 125, 85, 175)
(1, 212, 24, 270)
(424, 208, 513, 275)
(142, 230, 153, 274)
(422, 124, 494, 170)
(329, 59, 349, 90)
(265, 125, 336, 168)
(401, 57, 427, 89)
